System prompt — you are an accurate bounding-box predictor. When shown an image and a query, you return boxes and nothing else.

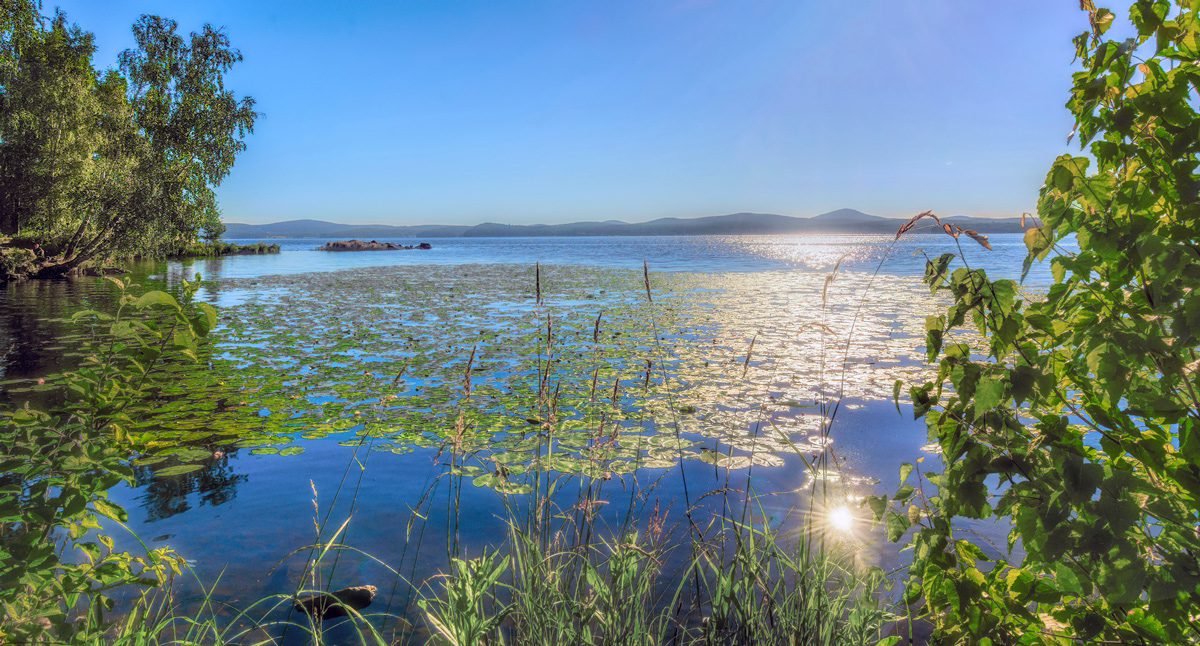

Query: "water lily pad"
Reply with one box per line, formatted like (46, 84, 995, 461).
(155, 464, 203, 477)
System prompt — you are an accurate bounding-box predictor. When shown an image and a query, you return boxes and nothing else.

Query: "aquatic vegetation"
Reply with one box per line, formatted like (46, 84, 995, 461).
(0, 247, 979, 645)
(1, 260, 981, 496)
(0, 256, 936, 643)
(160, 263, 960, 487)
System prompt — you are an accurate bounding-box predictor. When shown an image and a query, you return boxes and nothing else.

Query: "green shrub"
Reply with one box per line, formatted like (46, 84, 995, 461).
(0, 276, 216, 643)
(877, 2, 1200, 643)
(0, 245, 35, 278)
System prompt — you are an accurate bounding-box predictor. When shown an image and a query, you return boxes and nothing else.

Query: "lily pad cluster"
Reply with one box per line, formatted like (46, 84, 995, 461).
(191, 264, 956, 487)
(4, 262, 981, 490)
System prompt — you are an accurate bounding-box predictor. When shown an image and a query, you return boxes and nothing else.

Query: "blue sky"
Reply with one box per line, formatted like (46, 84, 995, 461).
(53, 1, 1084, 225)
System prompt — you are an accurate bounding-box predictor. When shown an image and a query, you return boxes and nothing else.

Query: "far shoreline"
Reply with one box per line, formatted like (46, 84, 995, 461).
(222, 210, 1027, 240)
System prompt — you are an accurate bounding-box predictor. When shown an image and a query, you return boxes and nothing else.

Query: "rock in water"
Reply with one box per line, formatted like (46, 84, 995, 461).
(295, 584, 377, 619)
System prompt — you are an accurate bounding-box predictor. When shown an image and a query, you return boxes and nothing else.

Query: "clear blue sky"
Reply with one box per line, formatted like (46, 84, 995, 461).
(52, 1, 1084, 225)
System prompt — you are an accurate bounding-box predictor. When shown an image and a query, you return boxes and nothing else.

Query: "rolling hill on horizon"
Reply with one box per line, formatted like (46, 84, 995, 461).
(222, 209, 1026, 239)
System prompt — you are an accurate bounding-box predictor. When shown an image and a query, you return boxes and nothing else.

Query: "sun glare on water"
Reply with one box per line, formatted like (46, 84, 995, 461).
(828, 505, 854, 533)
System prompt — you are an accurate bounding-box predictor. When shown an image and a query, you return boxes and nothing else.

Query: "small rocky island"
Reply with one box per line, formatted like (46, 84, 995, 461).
(317, 239, 432, 251)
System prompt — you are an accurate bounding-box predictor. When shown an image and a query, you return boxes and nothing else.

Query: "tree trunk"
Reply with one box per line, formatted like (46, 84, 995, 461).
(0, 167, 21, 235)
(61, 212, 93, 259)
(0, 200, 18, 235)
(35, 228, 111, 277)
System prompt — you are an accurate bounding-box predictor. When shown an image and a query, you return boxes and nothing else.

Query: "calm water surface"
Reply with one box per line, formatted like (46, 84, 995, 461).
(214, 232, 1057, 280)
(1, 233, 1065, 637)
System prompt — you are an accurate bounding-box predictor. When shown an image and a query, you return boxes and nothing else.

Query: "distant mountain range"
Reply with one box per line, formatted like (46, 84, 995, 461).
(223, 209, 1026, 239)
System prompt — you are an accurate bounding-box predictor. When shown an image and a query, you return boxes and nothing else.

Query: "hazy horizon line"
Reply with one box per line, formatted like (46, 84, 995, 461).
(221, 208, 1026, 227)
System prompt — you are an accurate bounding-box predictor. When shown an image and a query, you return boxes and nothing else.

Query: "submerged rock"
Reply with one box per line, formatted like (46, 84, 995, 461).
(294, 584, 377, 619)
(317, 239, 431, 251)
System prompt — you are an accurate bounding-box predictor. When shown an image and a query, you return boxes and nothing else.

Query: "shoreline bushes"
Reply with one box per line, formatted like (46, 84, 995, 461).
(0, 276, 213, 644)
(876, 2, 1200, 643)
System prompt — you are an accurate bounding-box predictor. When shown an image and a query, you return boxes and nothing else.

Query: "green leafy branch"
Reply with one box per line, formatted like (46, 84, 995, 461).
(871, 3, 1200, 643)
(0, 274, 216, 644)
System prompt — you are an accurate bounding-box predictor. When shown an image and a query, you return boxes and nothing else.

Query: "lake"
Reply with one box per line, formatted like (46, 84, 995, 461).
(0, 232, 1061, 641)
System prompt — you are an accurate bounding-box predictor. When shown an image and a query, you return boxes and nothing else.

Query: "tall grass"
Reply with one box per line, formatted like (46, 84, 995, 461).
(96, 499, 894, 646)
(414, 506, 895, 645)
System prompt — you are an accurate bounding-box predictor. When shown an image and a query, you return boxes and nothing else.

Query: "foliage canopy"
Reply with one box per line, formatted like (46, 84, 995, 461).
(875, 1, 1200, 643)
(0, 4, 255, 277)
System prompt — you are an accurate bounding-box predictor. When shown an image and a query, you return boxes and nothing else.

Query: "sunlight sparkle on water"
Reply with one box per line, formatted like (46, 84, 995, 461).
(828, 505, 854, 532)
(724, 235, 879, 271)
